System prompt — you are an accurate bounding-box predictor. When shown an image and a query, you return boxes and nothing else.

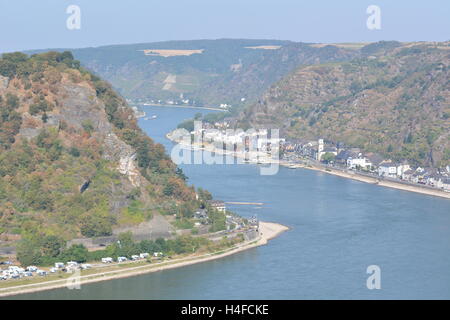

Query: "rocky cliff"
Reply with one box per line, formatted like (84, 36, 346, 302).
(0, 51, 196, 244)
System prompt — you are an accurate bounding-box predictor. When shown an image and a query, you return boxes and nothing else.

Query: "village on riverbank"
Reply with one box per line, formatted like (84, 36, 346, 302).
(168, 122, 450, 198)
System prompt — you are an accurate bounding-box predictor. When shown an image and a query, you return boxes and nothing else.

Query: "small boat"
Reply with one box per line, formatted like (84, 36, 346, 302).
(150, 115, 157, 119)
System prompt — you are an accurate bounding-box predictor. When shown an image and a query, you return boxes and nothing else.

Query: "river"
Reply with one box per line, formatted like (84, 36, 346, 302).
(12, 106, 450, 299)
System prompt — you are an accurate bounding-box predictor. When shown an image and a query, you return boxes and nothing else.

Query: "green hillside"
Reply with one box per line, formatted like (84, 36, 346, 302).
(31, 39, 359, 109)
(0, 51, 199, 246)
(238, 41, 450, 167)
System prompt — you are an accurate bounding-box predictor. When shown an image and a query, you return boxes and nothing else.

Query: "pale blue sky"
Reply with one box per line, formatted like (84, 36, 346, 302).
(0, 0, 449, 52)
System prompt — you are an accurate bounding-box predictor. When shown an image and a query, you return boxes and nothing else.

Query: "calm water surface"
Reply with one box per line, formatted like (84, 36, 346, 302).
(11, 106, 450, 299)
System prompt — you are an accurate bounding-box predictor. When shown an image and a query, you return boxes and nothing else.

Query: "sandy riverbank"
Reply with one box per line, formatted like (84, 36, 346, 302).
(0, 222, 288, 298)
(285, 162, 450, 199)
(168, 134, 450, 200)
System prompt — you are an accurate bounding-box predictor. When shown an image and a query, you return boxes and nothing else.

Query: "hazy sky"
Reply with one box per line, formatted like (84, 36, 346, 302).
(0, 0, 449, 52)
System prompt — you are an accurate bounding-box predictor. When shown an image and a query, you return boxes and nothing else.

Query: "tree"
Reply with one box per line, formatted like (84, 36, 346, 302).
(41, 235, 66, 258)
(0, 60, 17, 78)
(155, 238, 168, 252)
(175, 167, 187, 181)
(69, 146, 81, 157)
(139, 240, 158, 253)
(22, 176, 53, 211)
(16, 237, 42, 266)
(116, 232, 139, 257)
(29, 99, 50, 115)
(163, 183, 175, 197)
(61, 244, 88, 263)
(208, 208, 226, 232)
(321, 152, 335, 163)
(80, 214, 113, 237)
(2, 52, 29, 64)
(177, 119, 195, 132)
(127, 187, 141, 200)
(5, 93, 19, 109)
(81, 120, 94, 134)
(0, 52, 28, 77)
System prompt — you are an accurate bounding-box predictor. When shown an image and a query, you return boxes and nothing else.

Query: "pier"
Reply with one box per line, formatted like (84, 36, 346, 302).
(225, 202, 264, 206)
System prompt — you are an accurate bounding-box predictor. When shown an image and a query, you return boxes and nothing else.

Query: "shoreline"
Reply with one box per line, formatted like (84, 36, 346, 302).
(167, 133, 450, 200)
(283, 162, 450, 200)
(0, 222, 288, 298)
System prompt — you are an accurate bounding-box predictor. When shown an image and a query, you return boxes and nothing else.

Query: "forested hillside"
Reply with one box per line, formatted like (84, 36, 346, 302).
(0, 51, 198, 247)
(33, 39, 358, 108)
(238, 41, 450, 167)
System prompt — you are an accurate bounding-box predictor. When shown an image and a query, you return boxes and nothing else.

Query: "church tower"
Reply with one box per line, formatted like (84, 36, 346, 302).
(317, 139, 324, 160)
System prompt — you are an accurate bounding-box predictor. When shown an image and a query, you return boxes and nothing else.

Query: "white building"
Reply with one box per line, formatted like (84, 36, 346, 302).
(347, 157, 372, 170)
(208, 200, 226, 213)
(396, 163, 411, 177)
(378, 162, 400, 178)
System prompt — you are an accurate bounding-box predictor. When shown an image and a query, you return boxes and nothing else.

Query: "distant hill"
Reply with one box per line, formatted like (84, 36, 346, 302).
(29, 39, 359, 109)
(0, 51, 198, 244)
(237, 41, 450, 168)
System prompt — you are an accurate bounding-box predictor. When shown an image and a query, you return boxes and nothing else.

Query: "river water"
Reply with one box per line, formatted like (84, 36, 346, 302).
(12, 106, 450, 299)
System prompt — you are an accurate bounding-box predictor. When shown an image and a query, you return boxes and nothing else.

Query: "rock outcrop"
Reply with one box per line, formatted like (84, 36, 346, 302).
(0, 51, 194, 241)
(0, 75, 8, 89)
